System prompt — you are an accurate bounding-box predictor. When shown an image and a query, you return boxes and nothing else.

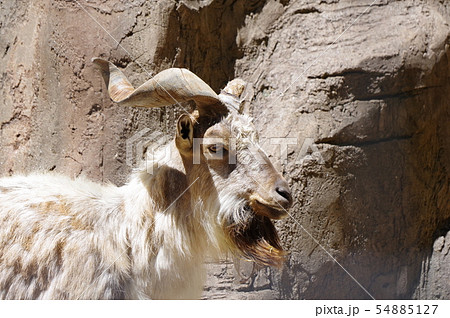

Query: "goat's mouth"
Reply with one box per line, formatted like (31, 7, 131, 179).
(225, 205, 285, 267)
(249, 199, 288, 220)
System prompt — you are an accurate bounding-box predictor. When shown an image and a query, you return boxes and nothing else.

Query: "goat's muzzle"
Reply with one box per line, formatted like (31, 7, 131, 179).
(249, 178, 292, 219)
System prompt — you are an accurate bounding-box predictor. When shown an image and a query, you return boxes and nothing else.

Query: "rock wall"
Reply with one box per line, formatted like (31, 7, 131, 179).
(0, 0, 449, 299)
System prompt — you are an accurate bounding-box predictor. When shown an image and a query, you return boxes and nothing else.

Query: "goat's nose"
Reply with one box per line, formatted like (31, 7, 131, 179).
(274, 179, 292, 208)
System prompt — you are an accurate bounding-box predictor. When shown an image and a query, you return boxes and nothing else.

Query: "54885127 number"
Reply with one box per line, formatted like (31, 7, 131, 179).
(375, 305, 438, 315)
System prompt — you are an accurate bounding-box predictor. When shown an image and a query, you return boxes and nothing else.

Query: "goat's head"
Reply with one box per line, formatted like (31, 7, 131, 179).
(93, 58, 292, 267)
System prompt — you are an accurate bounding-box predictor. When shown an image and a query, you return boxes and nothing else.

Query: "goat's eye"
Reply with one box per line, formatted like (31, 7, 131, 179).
(208, 145, 226, 154)
(208, 145, 219, 153)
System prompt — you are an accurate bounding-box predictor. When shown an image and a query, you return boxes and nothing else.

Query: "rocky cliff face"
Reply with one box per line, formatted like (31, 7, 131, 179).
(1, 0, 449, 299)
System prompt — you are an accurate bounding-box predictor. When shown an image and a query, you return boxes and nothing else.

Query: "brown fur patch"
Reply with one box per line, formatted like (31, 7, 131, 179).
(23, 259, 38, 278)
(149, 166, 189, 211)
(55, 239, 65, 266)
(31, 198, 72, 216)
(71, 218, 93, 231)
(0, 186, 11, 193)
(6, 221, 19, 239)
(21, 236, 33, 252)
(20, 224, 40, 251)
(13, 258, 22, 273)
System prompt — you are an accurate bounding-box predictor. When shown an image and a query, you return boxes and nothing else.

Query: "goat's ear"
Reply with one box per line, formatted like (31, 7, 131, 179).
(175, 114, 194, 152)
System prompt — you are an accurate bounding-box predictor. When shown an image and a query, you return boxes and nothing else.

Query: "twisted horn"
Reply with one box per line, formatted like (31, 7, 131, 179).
(92, 58, 227, 114)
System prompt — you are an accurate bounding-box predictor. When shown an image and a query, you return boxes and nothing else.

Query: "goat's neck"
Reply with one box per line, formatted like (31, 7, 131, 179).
(122, 141, 220, 261)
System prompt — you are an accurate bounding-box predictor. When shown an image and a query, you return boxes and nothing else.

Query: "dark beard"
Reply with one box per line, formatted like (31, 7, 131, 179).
(225, 207, 286, 267)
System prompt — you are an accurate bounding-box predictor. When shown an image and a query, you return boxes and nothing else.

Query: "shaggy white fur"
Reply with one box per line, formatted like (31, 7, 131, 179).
(0, 153, 214, 299)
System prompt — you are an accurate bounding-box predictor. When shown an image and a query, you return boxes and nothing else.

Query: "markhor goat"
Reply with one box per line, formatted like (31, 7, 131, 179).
(0, 58, 292, 299)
